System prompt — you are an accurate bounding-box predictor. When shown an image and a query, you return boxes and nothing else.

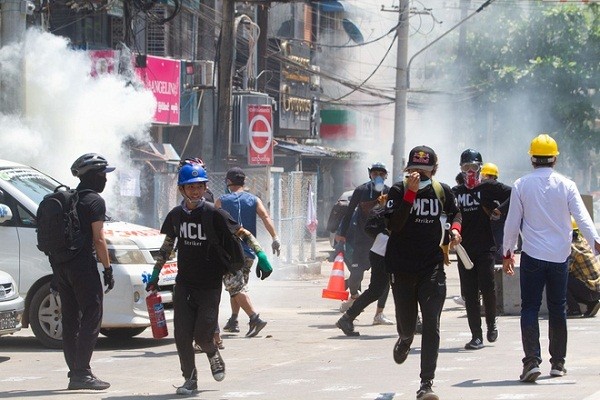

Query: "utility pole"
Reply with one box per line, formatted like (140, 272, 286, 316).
(388, 0, 410, 180)
(215, 0, 235, 171)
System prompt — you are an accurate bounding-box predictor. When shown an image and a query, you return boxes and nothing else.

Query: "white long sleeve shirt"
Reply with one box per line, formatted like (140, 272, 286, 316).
(503, 167, 599, 263)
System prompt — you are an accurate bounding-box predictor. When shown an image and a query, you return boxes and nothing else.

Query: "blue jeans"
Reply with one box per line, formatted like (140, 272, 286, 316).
(519, 252, 568, 366)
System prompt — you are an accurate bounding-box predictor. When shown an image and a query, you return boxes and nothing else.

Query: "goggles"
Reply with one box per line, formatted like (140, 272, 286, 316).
(460, 163, 481, 173)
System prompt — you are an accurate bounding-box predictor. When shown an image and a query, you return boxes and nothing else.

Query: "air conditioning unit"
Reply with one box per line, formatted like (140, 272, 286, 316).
(193, 60, 215, 87)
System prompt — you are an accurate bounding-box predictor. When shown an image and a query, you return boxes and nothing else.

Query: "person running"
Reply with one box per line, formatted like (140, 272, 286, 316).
(335, 162, 392, 324)
(453, 150, 511, 350)
(53, 153, 115, 390)
(503, 133, 600, 383)
(215, 167, 280, 337)
(480, 162, 507, 265)
(145, 163, 272, 395)
(385, 146, 462, 400)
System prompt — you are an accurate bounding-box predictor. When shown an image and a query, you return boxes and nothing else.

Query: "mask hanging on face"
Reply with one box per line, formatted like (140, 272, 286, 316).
(463, 170, 480, 189)
(418, 179, 432, 190)
(373, 176, 385, 192)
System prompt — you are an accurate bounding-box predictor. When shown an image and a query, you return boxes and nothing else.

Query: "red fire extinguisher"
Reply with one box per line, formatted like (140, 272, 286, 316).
(146, 292, 168, 338)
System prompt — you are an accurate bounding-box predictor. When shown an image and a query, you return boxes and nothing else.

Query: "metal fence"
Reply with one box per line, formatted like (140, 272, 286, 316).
(151, 168, 319, 271)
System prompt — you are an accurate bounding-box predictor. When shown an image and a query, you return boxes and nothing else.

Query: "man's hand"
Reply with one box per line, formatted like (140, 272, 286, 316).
(406, 172, 420, 192)
(103, 266, 115, 294)
(502, 256, 515, 276)
(272, 237, 281, 257)
(145, 267, 160, 292)
(255, 251, 273, 280)
(449, 229, 462, 249)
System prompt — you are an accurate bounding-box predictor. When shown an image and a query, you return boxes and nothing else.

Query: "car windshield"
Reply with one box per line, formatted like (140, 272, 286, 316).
(0, 167, 60, 205)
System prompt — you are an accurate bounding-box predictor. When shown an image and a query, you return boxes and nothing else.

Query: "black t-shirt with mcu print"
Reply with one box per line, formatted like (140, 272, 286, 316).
(160, 200, 241, 290)
(384, 181, 460, 274)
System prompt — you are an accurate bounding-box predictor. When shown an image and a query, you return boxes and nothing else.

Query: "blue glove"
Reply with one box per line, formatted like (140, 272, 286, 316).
(145, 267, 160, 292)
(255, 251, 273, 280)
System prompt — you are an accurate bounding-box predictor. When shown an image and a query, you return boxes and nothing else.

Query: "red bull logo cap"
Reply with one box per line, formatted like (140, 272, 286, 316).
(405, 145, 438, 171)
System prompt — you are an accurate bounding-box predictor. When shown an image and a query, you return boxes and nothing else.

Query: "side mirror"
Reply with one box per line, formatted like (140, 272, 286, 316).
(0, 204, 13, 223)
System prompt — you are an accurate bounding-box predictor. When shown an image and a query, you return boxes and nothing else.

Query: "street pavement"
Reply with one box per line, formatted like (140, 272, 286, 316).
(0, 238, 599, 400)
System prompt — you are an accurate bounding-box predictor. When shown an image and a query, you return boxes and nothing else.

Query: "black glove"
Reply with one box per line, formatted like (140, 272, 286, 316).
(103, 266, 115, 294)
(146, 267, 160, 292)
(49, 275, 59, 298)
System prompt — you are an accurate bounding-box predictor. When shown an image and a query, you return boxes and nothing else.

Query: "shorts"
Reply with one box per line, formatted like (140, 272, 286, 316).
(223, 256, 254, 296)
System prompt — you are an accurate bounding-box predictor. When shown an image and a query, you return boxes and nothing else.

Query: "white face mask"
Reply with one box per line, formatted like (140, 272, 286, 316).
(418, 179, 432, 190)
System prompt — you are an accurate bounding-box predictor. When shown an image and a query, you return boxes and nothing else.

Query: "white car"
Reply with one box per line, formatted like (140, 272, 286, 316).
(0, 159, 177, 348)
(0, 269, 25, 337)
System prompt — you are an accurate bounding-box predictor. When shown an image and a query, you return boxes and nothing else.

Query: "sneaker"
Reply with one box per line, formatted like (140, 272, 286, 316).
(566, 309, 582, 319)
(175, 378, 198, 395)
(415, 314, 423, 335)
(416, 380, 439, 400)
(393, 338, 411, 364)
(550, 363, 567, 377)
(194, 340, 224, 353)
(519, 361, 541, 383)
(223, 317, 240, 333)
(336, 315, 360, 336)
(465, 337, 484, 350)
(453, 296, 465, 307)
(373, 313, 394, 325)
(487, 321, 498, 343)
(68, 375, 110, 390)
(339, 296, 358, 313)
(583, 300, 600, 318)
(208, 350, 225, 382)
(246, 315, 267, 337)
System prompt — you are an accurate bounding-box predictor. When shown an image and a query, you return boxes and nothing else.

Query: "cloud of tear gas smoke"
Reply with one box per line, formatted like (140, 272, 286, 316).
(0, 28, 156, 216)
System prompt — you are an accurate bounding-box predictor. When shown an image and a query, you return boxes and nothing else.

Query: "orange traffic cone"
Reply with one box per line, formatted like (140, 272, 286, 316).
(322, 252, 349, 301)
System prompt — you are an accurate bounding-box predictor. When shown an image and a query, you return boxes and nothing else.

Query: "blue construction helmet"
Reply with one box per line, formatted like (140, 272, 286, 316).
(178, 164, 209, 185)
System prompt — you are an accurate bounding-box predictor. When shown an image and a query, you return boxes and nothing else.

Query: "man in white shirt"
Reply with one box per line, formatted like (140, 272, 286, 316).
(503, 134, 600, 383)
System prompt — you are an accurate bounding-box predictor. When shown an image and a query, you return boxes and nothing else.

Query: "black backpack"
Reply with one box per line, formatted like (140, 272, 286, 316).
(172, 203, 245, 274)
(364, 203, 389, 239)
(36, 185, 92, 264)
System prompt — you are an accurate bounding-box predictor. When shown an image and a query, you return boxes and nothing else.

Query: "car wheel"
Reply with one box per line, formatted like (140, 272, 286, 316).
(29, 281, 63, 349)
(100, 327, 146, 339)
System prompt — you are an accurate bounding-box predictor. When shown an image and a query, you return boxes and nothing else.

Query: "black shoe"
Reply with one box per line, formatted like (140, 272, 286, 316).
(519, 361, 541, 383)
(246, 315, 267, 337)
(487, 322, 498, 343)
(416, 380, 439, 400)
(208, 350, 225, 382)
(393, 338, 410, 364)
(175, 378, 198, 395)
(550, 362, 567, 377)
(68, 375, 110, 390)
(566, 309, 582, 318)
(223, 317, 240, 333)
(583, 300, 600, 318)
(465, 337, 484, 350)
(336, 315, 359, 337)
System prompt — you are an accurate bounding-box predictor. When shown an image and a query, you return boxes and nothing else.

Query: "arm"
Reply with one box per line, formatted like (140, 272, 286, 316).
(214, 197, 222, 208)
(387, 174, 418, 232)
(92, 220, 110, 269)
(337, 187, 361, 240)
(256, 198, 280, 256)
(146, 235, 176, 291)
(568, 184, 600, 255)
(235, 227, 273, 279)
(502, 186, 522, 275)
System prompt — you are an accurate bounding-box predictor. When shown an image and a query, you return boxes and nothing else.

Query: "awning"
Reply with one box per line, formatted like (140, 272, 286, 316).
(317, 0, 345, 13)
(275, 140, 360, 160)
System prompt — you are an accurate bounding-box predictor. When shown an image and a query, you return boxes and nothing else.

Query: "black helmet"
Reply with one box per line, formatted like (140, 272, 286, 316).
(460, 149, 483, 165)
(71, 153, 115, 177)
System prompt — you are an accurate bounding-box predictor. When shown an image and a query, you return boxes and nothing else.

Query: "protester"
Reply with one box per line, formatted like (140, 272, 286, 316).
(566, 218, 600, 318)
(503, 133, 600, 383)
(55, 153, 115, 390)
(335, 162, 392, 324)
(480, 162, 507, 264)
(215, 167, 280, 337)
(453, 150, 511, 350)
(145, 163, 272, 395)
(385, 146, 462, 400)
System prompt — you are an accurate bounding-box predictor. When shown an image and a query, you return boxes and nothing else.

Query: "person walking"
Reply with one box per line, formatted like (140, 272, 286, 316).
(145, 163, 272, 395)
(215, 167, 280, 337)
(566, 218, 600, 318)
(480, 162, 507, 265)
(385, 146, 462, 400)
(335, 162, 392, 324)
(503, 133, 600, 383)
(453, 151, 511, 350)
(53, 153, 115, 390)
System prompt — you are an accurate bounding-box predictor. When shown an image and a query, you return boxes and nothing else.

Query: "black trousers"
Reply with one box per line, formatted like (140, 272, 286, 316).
(390, 264, 446, 382)
(55, 258, 103, 378)
(174, 284, 221, 379)
(457, 251, 497, 339)
(347, 252, 390, 318)
(566, 273, 600, 312)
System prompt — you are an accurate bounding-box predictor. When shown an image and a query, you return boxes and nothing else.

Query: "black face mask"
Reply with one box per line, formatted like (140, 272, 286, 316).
(419, 173, 430, 181)
(78, 172, 107, 193)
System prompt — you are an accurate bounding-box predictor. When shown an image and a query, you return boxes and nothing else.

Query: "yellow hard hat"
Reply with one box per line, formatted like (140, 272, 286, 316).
(481, 163, 499, 177)
(571, 216, 578, 231)
(529, 134, 559, 157)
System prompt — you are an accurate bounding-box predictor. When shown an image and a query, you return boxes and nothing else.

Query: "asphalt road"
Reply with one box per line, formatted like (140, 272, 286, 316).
(1, 241, 599, 400)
